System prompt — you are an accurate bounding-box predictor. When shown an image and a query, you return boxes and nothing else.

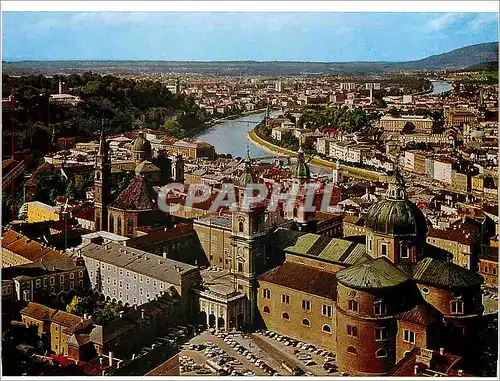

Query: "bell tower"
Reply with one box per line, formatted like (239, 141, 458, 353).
(94, 119, 111, 232)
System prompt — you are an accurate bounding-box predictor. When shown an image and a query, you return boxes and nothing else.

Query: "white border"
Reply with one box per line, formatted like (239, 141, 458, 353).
(2, 1, 499, 12)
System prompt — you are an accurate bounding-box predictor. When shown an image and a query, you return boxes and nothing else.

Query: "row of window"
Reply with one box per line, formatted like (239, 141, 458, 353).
(347, 346, 387, 358)
(368, 239, 410, 259)
(483, 265, 497, 275)
(263, 290, 333, 317)
(263, 308, 333, 333)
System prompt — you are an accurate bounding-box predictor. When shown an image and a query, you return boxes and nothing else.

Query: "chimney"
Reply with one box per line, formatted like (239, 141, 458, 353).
(141, 309, 145, 319)
(414, 365, 419, 375)
(134, 305, 137, 311)
(163, 251, 167, 259)
(102, 370, 105, 376)
(119, 310, 124, 318)
(84, 313, 88, 320)
(439, 348, 444, 355)
(59, 80, 63, 95)
(158, 259, 162, 265)
(458, 369, 463, 376)
(99, 357, 103, 365)
(132, 353, 136, 360)
(109, 351, 113, 367)
(116, 361, 121, 369)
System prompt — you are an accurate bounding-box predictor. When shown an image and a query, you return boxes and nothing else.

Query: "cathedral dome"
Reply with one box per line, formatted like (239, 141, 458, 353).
(365, 169, 427, 237)
(132, 131, 152, 156)
(291, 146, 311, 180)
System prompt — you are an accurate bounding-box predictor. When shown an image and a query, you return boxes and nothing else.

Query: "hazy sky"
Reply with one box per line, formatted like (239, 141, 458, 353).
(2, 12, 498, 61)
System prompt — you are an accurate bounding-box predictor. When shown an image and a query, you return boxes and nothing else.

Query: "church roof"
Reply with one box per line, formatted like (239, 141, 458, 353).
(396, 303, 442, 326)
(336, 257, 409, 290)
(135, 160, 161, 173)
(259, 261, 337, 300)
(110, 175, 158, 211)
(413, 257, 484, 289)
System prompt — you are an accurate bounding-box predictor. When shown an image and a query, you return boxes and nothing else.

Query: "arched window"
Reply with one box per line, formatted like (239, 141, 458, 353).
(127, 218, 134, 235)
(322, 324, 332, 333)
(376, 348, 387, 358)
(347, 346, 357, 355)
(263, 306, 270, 314)
(117, 216, 122, 236)
(238, 221, 244, 233)
(301, 318, 310, 327)
(109, 215, 114, 233)
(282, 312, 290, 320)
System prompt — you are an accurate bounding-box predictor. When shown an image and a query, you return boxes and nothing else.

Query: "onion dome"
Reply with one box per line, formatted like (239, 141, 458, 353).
(365, 169, 427, 237)
(132, 131, 152, 159)
(291, 145, 311, 180)
(336, 257, 409, 290)
(239, 147, 256, 187)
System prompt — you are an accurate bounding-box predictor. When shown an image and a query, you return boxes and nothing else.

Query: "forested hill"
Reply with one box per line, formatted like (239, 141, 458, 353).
(2, 73, 210, 158)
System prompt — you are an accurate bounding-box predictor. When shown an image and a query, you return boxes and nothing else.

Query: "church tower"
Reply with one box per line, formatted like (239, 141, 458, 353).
(172, 154, 185, 183)
(94, 120, 112, 232)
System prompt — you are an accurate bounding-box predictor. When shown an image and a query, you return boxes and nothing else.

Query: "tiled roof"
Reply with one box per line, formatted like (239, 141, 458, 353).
(427, 227, 476, 245)
(110, 174, 158, 211)
(20, 302, 57, 321)
(51, 310, 82, 328)
(336, 257, 409, 290)
(73, 205, 95, 221)
(389, 347, 464, 376)
(396, 303, 442, 326)
(259, 261, 337, 300)
(2, 230, 65, 263)
(413, 257, 484, 289)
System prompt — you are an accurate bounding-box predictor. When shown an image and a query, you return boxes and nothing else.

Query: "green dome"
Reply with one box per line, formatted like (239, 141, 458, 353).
(366, 168, 427, 237)
(291, 147, 311, 180)
(132, 131, 152, 156)
(366, 198, 427, 237)
(336, 257, 409, 290)
(239, 148, 256, 186)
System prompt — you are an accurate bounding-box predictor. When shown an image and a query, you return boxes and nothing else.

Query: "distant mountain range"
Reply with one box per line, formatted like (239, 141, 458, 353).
(3, 42, 498, 76)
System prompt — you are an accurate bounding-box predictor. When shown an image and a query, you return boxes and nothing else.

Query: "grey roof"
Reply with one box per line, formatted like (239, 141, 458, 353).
(413, 257, 484, 289)
(195, 215, 233, 230)
(79, 242, 197, 286)
(336, 257, 409, 290)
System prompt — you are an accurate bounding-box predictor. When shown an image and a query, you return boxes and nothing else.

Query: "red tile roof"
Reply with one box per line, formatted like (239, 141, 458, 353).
(73, 205, 95, 221)
(51, 310, 82, 328)
(427, 227, 476, 245)
(2, 230, 66, 263)
(259, 261, 337, 300)
(20, 302, 57, 321)
(110, 175, 158, 211)
(396, 303, 442, 326)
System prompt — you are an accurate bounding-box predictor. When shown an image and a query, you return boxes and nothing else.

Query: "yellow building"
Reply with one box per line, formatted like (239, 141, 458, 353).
(50, 311, 83, 356)
(27, 201, 61, 223)
(193, 215, 233, 269)
(257, 256, 338, 353)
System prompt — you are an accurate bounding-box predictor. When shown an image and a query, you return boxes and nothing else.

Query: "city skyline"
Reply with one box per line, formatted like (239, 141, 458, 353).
(3, 12, 498, 61)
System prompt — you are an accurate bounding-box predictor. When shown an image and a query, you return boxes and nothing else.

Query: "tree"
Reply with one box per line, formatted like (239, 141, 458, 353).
(92, 304, 119, 325)
(66, 295, 93, 316)
(161, 118, 185, 138)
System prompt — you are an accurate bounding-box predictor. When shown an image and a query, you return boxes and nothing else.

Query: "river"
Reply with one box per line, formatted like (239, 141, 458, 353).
(428, 80, 452, 95)
(197, 110, 330, 174)
(197, 80, 452, 174)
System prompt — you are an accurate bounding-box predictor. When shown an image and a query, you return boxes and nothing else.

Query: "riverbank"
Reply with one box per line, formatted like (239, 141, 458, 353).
(248, 128, 385, 181)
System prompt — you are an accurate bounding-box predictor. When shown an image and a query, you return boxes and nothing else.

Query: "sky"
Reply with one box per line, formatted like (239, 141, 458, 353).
(2, 12, 498, 61)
